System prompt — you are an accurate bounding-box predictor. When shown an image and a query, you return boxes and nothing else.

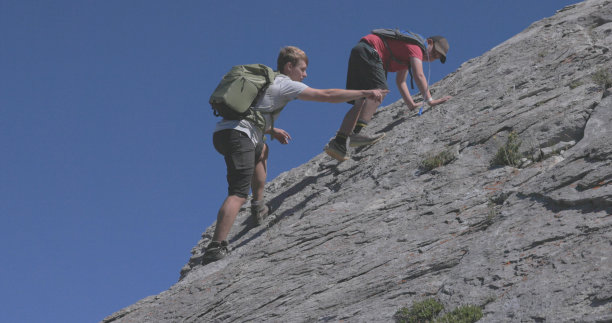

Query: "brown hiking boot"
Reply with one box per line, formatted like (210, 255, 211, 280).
(251, 203, 269, 226)
(349, 132, 385, 147)
(202, 240, 229, 265)
(324, 139, 349, 161)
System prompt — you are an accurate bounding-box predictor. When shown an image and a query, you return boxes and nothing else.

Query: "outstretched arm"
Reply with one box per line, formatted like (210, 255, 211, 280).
(297, 88, 388, 103)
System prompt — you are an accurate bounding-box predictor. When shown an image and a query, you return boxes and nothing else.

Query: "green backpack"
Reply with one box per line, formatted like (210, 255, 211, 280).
(209, 64, 278, 120)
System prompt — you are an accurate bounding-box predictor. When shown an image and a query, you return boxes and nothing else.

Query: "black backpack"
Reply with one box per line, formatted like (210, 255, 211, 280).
(371, 28, 428, 89)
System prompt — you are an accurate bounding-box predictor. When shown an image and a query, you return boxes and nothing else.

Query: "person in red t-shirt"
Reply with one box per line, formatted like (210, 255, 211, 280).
(324, 32, 452, 162)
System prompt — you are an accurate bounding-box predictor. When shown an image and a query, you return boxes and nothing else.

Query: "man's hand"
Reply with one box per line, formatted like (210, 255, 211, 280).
(271, 128, 291, 144)
(407, 101, 423, 111)
(365, 89, 389, 102)
(430, 95, 452, 106)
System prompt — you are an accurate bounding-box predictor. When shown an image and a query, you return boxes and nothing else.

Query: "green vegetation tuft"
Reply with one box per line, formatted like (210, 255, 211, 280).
(394, 298, 444, 323)
(420, 150, 456, 172)
(491, 131, 522, 167)
(486, 201, 498, 223)
(538, 50, 547, 58)
(436, 305, 483, 323)
(394, 299, 483, 323)
(568, 79, 583, 89)
(592, 68, 612, 89)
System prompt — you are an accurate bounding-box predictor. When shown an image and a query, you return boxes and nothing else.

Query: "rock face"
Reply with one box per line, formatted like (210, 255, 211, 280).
(103, 1, 612, 322)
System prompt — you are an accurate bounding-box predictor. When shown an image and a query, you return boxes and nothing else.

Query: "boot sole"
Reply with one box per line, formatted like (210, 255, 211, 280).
(324, 147, 350, 161)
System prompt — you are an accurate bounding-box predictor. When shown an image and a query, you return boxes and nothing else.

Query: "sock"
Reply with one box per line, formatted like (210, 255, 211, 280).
(334, 133, 347, 146)
(353, 119, 368, 134)
(251, 199, 264, 209)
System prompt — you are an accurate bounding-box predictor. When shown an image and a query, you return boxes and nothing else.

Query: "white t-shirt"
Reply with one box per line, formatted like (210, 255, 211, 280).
(214, 74, 308, 146)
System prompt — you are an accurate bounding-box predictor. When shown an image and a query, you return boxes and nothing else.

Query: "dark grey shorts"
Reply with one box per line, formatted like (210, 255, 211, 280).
(213, 129, 264, 198)
(346, 41, 388, 104)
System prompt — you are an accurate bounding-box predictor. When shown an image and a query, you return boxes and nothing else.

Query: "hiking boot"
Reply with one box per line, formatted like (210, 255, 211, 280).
(349, 132, 386, 147)
(251, 203, 269, 226)
(324, 139, 349, 161)
(202, 240, 229, 265)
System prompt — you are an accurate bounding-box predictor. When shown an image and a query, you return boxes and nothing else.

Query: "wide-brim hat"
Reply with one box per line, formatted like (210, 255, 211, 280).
(430, 36, 449, 63)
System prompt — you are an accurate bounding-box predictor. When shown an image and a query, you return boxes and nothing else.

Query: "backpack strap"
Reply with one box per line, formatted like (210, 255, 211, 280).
(254, 71, 283, 140)
(378, 36, 416, 89)
(252, 69, 277, 111)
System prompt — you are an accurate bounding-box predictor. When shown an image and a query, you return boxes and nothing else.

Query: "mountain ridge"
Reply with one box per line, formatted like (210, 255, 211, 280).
(104, 1, 612, 321)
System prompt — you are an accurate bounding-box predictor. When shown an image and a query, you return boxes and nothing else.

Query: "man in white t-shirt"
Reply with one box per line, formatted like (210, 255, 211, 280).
(204, 46, 388, 264)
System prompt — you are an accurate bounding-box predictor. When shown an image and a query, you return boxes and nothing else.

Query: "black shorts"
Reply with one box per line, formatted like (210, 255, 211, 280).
(346, 40, 388, 103)
(213, 129, 264, 198)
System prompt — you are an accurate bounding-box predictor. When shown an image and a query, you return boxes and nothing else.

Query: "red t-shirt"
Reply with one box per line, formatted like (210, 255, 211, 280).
(361, 34, 424, 72)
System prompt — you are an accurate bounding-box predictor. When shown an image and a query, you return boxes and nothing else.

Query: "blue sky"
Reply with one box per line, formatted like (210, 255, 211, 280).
(1, 1, 578, 322)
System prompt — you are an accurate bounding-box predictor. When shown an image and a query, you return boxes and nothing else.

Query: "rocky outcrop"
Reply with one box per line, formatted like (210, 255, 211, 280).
(103, 1, 612, 322)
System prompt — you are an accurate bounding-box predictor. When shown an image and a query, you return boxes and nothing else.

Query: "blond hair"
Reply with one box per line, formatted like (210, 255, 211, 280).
(277, 46, 309, 72)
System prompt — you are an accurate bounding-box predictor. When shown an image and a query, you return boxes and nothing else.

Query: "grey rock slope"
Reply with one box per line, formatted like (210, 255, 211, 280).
(104, 1, 612, 322)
